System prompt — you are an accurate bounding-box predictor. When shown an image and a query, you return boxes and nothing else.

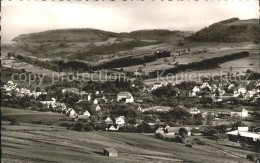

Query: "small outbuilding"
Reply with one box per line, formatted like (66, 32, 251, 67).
(103, 148, 118, 157)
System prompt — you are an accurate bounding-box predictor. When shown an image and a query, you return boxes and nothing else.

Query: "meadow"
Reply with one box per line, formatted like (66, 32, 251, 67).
(1, 107, 258, 163)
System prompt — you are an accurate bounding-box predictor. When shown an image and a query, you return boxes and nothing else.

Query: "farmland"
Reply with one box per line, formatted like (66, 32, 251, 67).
(1, 107, 259, 163)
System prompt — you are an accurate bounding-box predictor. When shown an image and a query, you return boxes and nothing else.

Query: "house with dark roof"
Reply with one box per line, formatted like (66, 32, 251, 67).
(106, 124, 119, 131)
(102, 116, 113, 124)
(230, 107, 248, 118)
(117, 92, 134, 103)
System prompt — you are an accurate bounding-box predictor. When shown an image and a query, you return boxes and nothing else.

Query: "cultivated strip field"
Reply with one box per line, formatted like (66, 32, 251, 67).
(1, 108, 255, 163)
(1, 121, 252, 163)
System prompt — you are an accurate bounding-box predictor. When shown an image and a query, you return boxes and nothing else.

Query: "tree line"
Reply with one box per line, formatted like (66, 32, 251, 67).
(11, 50, 171, 72)
(150, 51, 250, 77)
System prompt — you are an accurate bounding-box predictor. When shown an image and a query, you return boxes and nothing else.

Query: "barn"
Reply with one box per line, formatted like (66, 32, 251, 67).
(103, 148, 118, 157)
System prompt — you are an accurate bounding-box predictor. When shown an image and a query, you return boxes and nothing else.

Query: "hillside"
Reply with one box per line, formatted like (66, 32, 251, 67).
(12, 29, 189, 43)
(188, 18, 260, 42)
(12, 28, 119, 43)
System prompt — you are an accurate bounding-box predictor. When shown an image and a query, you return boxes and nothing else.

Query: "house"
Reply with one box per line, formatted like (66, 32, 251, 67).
(228, 84, 235, 91)
(238, 87, 247, 95)
(192, 86, 200, 96)
(93, 99, 98, 104)
(115, 116, 125, 126)
(62, 88, 80, 94)
(106, 124, 119, 131)
(102, 116, 113, 124)
(66, 108, 77, 118)
(137, 106, 142, 111)
(226, 130, 260, 145)
(155, 127, 166, 134)
(103, 148, 118, 157)
(151, 83, 163, 91)
(54, 102, 67, 112)
(155, 125, 170, 134)
(117, 92, 134, 103)
(40, 95, 56, 108)
(87, 94, 91, 101)
(232, 121, 249, 132)
(230, 108, 248, 118)
(200, 82, 212, 91)
(245, 90, 257, 99)
(92, 104, 101, 112)
(83, 110, 91, 117)
(77, 115, 89, 121)
(189, 107, 200, 115)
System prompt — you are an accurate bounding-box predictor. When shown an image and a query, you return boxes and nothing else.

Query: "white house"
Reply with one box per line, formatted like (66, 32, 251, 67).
(115, 116, 125, 126)
(189, 107, 200, 115)
(192, 86, 200, 93)
(87, 94, 91, 101)
(117, 92, 134, 103)
(238, 87, 247, 95)
(83, 110, 91, 117)
(231, 108, 248, 118)
(93, 99, 98, 104)
(92, 104, 101, 112)
(107, 124, 119, 131)
(40, 97, 56, 108)
(62, 88, 79, 94)
(66, 108, 77, 118)
(200, 82, 212, 91)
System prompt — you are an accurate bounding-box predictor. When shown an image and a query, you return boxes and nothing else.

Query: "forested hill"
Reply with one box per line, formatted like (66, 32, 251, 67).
(12, 29, 118, 43)
(188, 18, 260, 42)
(12, 28, 190, 43)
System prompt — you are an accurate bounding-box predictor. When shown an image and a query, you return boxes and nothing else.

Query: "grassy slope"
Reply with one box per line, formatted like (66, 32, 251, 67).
(12, 29, 118, 43)
(1, 107, 257, 162)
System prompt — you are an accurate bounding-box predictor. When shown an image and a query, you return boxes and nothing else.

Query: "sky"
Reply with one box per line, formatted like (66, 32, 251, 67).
(1, 0, 259, 41)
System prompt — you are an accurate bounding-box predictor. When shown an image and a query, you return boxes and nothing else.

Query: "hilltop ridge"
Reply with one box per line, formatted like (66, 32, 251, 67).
(188, 18, 260, 42)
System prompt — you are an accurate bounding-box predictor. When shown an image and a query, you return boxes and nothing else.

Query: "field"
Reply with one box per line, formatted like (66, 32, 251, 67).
(1, 107, 259, 163)
(143, 42, 259, 85)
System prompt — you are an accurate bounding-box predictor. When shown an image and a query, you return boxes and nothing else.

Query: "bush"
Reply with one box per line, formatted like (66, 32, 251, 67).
(10, 118, 19, 125)
(84, 124, 93, 132)
(246, 154, 254, 161)
(60, 122, 74, 128)
(73, 122, 84, 131)
(175, 136, 185, 143)
(185, 144, 193, 148)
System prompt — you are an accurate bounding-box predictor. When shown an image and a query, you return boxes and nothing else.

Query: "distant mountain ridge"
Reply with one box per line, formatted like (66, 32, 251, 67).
(12, 28, 118, 43)
(12, 28, 188, 43)
(13, 18, 259, 43)
(188, 18, 260, 42)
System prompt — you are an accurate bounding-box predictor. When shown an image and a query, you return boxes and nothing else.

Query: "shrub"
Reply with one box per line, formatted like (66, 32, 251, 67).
(185, 144, 193, 148)
(60, 122, 74, 128)
(73, 122, 84, 131)
(10, 118, 19, 125)
(246, 154, 254, 161)
(84, 124, 93, 132)
(175, 136, 185, 143)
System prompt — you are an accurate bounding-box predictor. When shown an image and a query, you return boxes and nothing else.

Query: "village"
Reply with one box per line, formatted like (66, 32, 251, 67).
(2, 67, 260, 158)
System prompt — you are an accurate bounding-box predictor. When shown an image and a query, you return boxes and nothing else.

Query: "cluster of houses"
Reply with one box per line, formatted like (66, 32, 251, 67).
(155, 121, 260, 149)
(191, 81, 260, 102)
(2, 80, 43, 98)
